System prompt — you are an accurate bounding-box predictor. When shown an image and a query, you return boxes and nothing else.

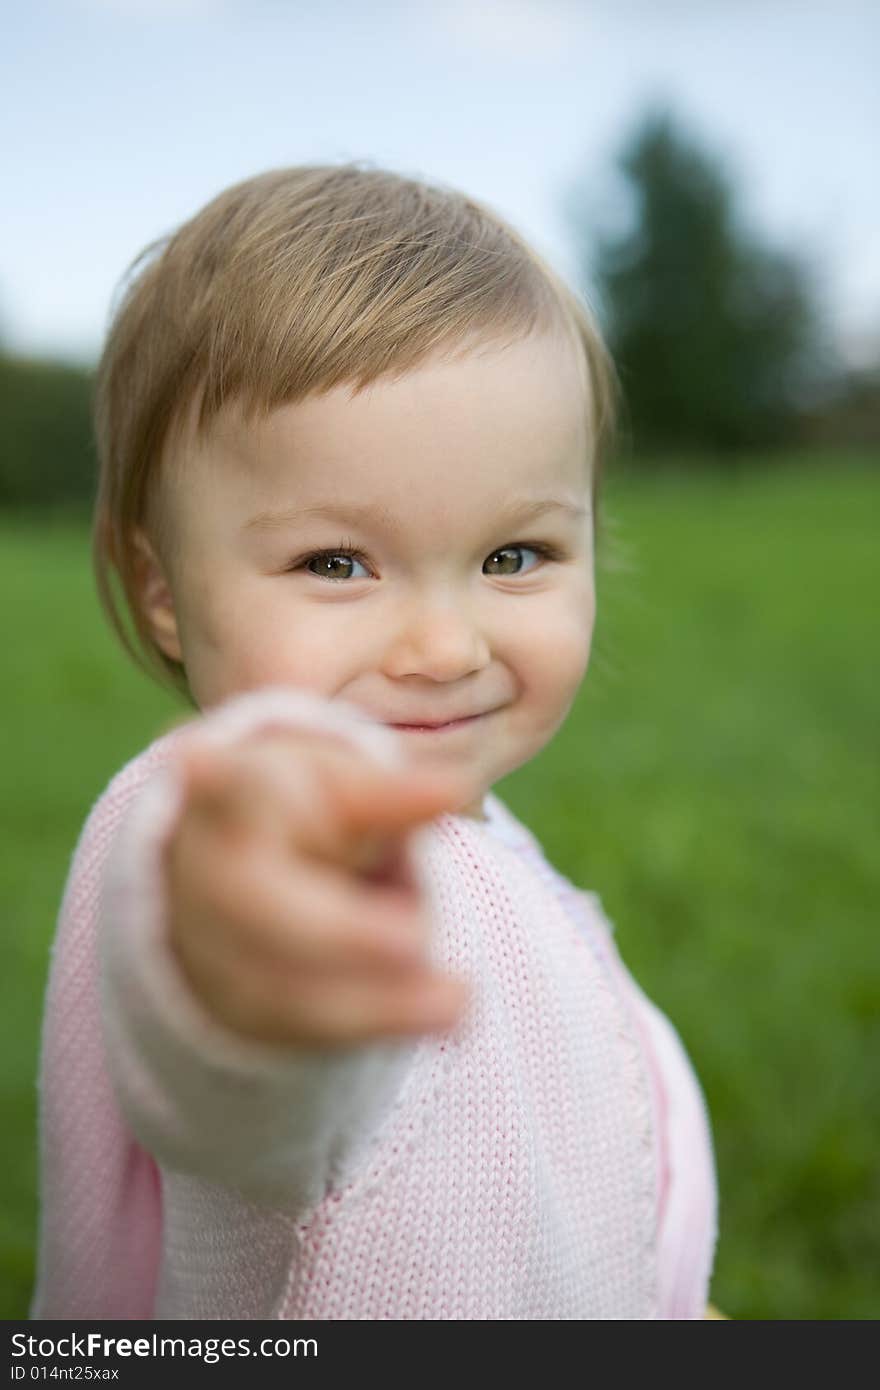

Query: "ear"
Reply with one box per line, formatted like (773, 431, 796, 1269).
(131, 527, 184, 663)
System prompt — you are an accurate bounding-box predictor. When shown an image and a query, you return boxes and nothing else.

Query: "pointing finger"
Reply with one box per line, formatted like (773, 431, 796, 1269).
(323, 758, 475, 837)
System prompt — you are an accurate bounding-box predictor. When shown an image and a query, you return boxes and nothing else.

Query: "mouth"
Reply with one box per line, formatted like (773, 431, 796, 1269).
(388, 714, 486, 734)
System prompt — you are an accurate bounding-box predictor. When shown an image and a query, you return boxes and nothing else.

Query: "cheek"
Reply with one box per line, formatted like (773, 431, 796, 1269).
(498, 594, 593, 774)
(520, 586, 594, 694)
(202, 589, 359, 695)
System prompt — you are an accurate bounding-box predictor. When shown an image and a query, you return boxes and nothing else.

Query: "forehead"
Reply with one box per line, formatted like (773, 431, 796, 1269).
(175, 329, 591, 522)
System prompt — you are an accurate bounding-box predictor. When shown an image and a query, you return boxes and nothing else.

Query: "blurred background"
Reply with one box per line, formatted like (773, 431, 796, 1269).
(1, 0, 877, 1319)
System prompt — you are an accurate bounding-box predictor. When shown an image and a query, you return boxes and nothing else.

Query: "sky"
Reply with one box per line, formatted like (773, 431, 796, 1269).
(2, 0, 878, 368)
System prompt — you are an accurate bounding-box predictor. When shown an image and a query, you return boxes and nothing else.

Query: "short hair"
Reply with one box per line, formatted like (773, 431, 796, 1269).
(92, 162, 618, 701)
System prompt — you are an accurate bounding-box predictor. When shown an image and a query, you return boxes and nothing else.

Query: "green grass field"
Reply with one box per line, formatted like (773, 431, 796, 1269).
(2, 454, 877, 1319)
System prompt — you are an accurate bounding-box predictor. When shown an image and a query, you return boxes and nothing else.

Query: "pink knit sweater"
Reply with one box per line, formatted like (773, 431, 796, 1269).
(31, 686, 717, 1320)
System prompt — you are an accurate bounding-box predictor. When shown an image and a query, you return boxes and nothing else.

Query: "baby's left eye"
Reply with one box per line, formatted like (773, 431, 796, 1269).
(483, 544, 547, 576)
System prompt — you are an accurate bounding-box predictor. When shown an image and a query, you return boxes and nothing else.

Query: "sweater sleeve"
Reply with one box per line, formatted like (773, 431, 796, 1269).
(98, 685, 422, 1213)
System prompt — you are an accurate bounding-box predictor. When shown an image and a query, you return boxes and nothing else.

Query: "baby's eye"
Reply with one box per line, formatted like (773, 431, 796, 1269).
(303, 549, 370, 581)
(483, 544, 549, 577)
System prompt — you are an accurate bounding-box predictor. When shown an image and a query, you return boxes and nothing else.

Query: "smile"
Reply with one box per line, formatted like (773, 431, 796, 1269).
(388, 714, 484, 734)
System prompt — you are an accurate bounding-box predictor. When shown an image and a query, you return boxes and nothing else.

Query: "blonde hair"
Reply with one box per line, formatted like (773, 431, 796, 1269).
(92, 162, 618, 701)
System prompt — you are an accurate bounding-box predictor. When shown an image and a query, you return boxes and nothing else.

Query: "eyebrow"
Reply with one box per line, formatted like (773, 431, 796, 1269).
(243, 496, 587, 533)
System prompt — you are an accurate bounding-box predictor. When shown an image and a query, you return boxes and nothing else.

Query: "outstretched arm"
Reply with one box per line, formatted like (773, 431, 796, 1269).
(98, 684, 468, 1209)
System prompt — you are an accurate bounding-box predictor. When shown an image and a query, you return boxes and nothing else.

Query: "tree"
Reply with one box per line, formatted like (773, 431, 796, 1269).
(569, 107, 828, 455)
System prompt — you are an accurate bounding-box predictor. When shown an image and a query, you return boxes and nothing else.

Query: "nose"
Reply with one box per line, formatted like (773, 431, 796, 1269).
(381, 591, 491, 682)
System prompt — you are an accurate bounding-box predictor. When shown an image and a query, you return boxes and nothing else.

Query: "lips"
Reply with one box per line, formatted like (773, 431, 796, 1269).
(387, 713, 482, 729)
(390, 718, 476, 730)
(386, 711, 483, 733)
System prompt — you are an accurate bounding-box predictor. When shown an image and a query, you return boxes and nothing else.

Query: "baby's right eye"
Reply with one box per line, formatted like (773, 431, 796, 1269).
(300, 548, 370, 581)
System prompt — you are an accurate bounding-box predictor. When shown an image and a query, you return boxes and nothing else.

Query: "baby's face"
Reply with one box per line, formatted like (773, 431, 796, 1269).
(143, 330, 595, 818)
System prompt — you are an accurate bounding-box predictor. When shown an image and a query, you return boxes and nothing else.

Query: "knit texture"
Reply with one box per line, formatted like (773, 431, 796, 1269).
(31, 686, 717, 1320)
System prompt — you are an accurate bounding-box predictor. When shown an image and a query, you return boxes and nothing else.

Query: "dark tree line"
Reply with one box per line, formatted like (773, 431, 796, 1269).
(0, 354, 94, 510)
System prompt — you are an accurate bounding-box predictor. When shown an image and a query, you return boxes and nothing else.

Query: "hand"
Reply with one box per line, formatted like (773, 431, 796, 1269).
(164, 728, 471, 1048)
